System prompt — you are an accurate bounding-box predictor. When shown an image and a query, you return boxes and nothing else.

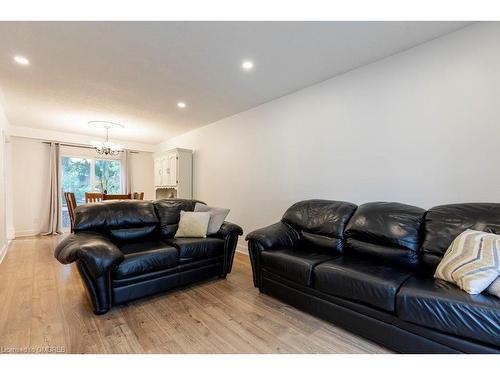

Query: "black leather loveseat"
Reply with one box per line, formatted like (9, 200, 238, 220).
(55, 199, 242, 314)
(246, 200, 500, 353)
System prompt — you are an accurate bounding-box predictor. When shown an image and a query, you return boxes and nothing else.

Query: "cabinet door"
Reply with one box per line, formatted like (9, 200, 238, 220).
(167, 153, 178, 185)
(154, 158, 163, 187)
(161, 157, 169, 186)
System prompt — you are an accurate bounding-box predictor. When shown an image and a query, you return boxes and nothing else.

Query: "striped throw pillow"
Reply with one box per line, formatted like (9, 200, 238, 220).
(434, 229, 500, 294)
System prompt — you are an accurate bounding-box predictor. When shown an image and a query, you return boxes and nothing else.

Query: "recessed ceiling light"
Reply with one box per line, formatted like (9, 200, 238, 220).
(14, 55, 30, 66)
(242, 60, 254, 71)
(177, 102, 186, 109)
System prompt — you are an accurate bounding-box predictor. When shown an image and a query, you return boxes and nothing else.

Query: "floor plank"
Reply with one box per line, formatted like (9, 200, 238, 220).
(0, 236, 390, 354)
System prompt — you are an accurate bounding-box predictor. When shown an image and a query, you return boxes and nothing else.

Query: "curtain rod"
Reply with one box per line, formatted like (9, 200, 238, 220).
(41, 141, 140, 153)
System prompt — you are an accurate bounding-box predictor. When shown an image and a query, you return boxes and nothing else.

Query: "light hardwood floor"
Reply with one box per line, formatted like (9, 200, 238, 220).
(0, 236, 390, 354)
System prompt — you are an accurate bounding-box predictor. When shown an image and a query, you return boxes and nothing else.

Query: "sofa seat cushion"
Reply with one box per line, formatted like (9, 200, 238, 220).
(396, 276, 500, 347)
(261, 248, 336, 286)
(313, 256, 413, 312)
(114, 241, 179, 279)
(166, 237, 225, 260)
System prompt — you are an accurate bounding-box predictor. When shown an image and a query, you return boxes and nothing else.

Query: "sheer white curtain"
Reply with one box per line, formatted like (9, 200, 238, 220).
(121, 149, 132, 194)
(43, 142, 62, 235)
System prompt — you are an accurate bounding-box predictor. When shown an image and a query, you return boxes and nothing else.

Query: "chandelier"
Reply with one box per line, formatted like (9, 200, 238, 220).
(89, 121, 124, 155)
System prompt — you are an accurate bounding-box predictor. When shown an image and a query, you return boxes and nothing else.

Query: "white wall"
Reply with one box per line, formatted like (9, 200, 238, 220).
(10, 137, 154, 236)
(8, 126, 156, 153)
(129, 152, 155, 200)
(159, 22, 500, 244)
(4, 141, 13, 240)
(0, 95, 9, 261)
(11, 138, 50, 236)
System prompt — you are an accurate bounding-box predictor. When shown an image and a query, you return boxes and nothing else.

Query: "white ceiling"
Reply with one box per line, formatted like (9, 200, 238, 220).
(0, 21, 472, 145)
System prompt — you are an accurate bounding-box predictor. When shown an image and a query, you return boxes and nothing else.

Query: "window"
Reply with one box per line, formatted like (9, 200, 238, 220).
(61, 154, 122, 230)
(94, 159, 122, 194)
(61, 157, 91, 205)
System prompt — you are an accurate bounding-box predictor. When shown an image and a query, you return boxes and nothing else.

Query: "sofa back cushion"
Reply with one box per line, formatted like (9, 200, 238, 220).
(282, 199, 357, 253)
(344, 202, 425, 268)
(74, 200, 159, 242)
(153, 199, 206, 239)
(421, 203, 500, 272)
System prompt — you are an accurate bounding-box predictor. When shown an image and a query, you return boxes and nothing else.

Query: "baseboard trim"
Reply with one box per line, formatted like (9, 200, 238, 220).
(236, 244, 248, 255)
(15, 229, 40, 238)
(0, 240, 10, 265)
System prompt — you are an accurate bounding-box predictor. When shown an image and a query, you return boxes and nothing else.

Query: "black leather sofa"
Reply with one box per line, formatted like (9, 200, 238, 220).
(246, 200, 500, 353)
(55, 199, 242, 314)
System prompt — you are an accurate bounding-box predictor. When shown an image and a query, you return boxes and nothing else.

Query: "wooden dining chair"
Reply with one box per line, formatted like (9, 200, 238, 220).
(103, 193, 132, 200)
(133, 192, 145, 200)
(63, 192, 77, 232)
(85, 192, 105, 203)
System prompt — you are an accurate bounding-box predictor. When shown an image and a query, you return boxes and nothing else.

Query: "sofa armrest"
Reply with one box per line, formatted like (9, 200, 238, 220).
(246, 222, 300, 288)
(213, 221, 243, 238)
(245, 221, 300, 250)
(210, 221, 243, 275)
(54, 232, 124, 279)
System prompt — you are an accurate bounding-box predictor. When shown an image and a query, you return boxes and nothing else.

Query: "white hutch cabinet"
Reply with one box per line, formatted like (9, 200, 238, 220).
(153, 148, 193, 199)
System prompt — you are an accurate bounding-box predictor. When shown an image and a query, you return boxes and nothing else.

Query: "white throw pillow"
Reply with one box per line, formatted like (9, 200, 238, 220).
(194, 203, 230, 235)
(174, 211, 210, 238)
(434, 229, 500, 294)
(486, 277, 500, 298)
